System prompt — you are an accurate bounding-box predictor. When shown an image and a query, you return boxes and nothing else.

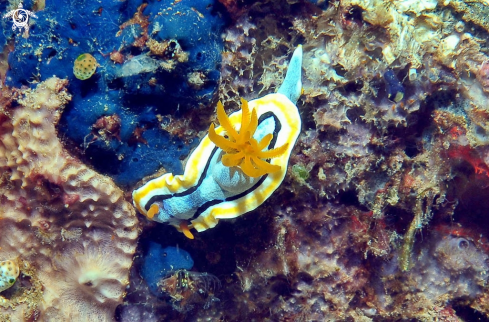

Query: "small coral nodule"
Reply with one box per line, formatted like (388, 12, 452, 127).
(0, 259, 20, 292)
(73, 53, 98, 80)
(209, 98, 289, 178)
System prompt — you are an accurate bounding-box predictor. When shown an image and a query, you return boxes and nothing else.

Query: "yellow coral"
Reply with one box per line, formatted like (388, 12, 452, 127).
(208, 98, 289, 177)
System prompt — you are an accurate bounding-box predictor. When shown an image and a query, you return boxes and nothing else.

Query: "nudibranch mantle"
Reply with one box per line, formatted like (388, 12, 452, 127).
(133, 46, 303, 236)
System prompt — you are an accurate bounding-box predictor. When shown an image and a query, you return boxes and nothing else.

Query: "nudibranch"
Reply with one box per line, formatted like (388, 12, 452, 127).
(133, 46, 303, 239)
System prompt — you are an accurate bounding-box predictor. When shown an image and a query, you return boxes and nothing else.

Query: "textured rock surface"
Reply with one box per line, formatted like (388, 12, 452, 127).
(120, 0, 489, 320)
(0, 78, 139, 321)
(2, 0, 489, 321)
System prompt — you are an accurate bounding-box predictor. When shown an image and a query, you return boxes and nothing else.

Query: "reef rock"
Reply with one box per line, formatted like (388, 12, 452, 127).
(0, 78, 139, 321)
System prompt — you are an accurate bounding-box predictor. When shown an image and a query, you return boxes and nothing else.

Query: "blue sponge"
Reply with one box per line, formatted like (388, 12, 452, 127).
(4, 0, 225, 187)
(140, 242, 194, 297)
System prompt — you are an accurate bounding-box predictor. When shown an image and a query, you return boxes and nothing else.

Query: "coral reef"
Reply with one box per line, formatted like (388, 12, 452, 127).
(3, 0, 226, 186)
(123, 0, 489, 320)
(2, 0, 489, 321)
(0, 78, 138, 321)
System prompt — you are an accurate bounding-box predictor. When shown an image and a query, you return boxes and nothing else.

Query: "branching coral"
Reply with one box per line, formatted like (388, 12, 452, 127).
(208, 98, 289, 177)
